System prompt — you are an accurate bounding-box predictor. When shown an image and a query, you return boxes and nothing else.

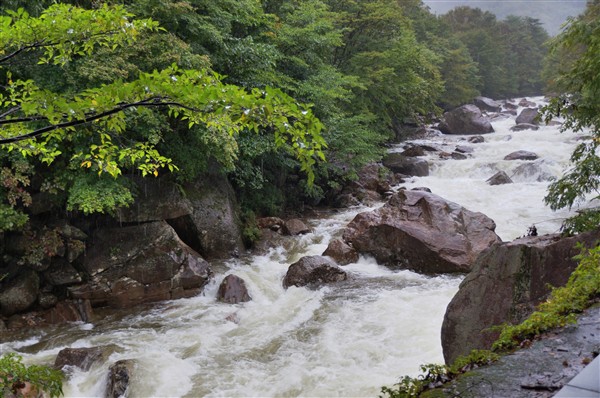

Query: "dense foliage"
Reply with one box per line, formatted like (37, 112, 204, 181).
(542, 0, 600, 234)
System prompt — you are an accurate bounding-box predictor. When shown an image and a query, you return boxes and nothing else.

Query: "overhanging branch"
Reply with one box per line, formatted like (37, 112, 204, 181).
(0, 97, 198, 145)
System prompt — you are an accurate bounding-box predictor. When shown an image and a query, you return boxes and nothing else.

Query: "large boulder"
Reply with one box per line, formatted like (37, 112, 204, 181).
(516, 108, 540, 125)
(283, 219, 311, 236)
(217, 274, 252, 304)
(283, 256, 347, 288)
(70, 221, 212, 308)
(0, 270, 40, 316)
(166, 164, 244, 259)
(342, 190, 501, 273)
(486, 171, 513, 186)
(474, 96, 502, 113)
(438, 105, 494, 135)
(382, 153, 429, 176)
(441, 230, 600, 364)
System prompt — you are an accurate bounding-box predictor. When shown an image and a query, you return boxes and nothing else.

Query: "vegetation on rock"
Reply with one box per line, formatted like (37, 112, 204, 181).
(0, 353, 64, 398)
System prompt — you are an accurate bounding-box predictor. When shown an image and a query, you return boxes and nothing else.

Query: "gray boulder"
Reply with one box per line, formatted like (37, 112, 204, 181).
(283, 256, 347, 288)
(217, 274, 252, 304)
(283, 219, 311, 236)
(383, 153, 429, 176)
(468, 136, 485, 144)
(0, 270, 39, 316)
(516, 108, 540, 125)
(504, 150, 539, 161)
(474, 96, 502, 113)
(438, 105, 494, 135)
(342, 190, 501, 273)
(441, 230, 600, 364)
(510, 123, 539, 132)
(512, 163, 554, 182)
(486, 171, 513, 185)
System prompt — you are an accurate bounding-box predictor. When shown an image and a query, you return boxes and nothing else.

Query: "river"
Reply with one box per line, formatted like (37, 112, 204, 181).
(0, 97, 585, 397)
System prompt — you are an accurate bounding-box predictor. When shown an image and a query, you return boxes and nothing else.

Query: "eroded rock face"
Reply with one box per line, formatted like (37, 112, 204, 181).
(217, 274, 252, 304)
(441, 229, 600, 364)
(438, 105, 494, 135)
(70, 221, 212, 308)
(283, 256, 347, 288)
(342, 190, 501, 273)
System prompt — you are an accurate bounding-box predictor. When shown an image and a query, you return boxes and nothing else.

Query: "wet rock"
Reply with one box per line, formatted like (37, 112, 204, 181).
(411, 187, 432, 193)
(382, 153, 429, 176)
(401, 145, 426, 157)
(283, 256, 347, 288)
(73, 221, 212, 308)
(217, 274, 252, 304)
(55, 347, 105, 371)
(474, 96, 502, 112)
(44, 259, 82, 286)
(511, 123, 540, 132)
(451, 152, 468, 160)
(322, 238, 359, 265)
(455, 145, 474, 154)
(0, 270, 40, 316)
(257, 217, 284, 231)
(166, 163, 244, 259)
(283, 219, 311, 236)
(486, 171, 513, 185)
(512, 163, 554, 182)
(468, 136, 485, 144)
(504, 150, 539, 161)
(342, 190, 501, 273)
(106, 359, 135, 398)
(518, 98, 537, 107)
(516, 108, 540, 125)
(438, 104, 494, 135)
(42, 300, 94, 324)
(38, 292, 58, 309)
(504, 102, 518, 110)
(66, 239, 86, 263)
(441, 229, 600, 364)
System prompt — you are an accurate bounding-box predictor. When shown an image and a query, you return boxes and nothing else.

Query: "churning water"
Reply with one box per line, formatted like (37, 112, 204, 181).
(0, 97, 585, 397)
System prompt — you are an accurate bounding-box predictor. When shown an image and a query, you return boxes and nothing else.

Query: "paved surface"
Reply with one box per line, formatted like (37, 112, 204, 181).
(554, 355, 600, 397)
(430, 305, 600, 397)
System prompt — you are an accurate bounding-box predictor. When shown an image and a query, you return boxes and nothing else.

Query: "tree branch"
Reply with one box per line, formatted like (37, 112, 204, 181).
(0, 97, 199, 145)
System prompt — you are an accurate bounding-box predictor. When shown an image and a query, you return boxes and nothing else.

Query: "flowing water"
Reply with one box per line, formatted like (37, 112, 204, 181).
(0, 97, 586, 397)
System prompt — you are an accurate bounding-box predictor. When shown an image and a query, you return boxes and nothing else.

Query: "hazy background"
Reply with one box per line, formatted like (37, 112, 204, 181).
(422, 0, 588, 35)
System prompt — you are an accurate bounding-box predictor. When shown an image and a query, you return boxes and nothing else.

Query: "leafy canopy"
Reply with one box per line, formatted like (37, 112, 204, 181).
(0, 3, 325, 189)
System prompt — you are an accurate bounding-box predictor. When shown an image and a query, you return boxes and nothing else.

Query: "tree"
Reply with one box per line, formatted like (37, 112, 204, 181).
(0, 4, 325, 228)
(0, 353, 63, 398)
(542, 0, 600, 234)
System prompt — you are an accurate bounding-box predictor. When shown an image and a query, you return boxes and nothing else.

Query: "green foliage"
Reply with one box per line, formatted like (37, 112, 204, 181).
(542, 2, 600, 232)
(67, 174, 134, 215)
(379, 350, 498, 398)
(0, 202, 28, 232)
(492, 244, 600, 351)
(0, 353, 64, 398)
